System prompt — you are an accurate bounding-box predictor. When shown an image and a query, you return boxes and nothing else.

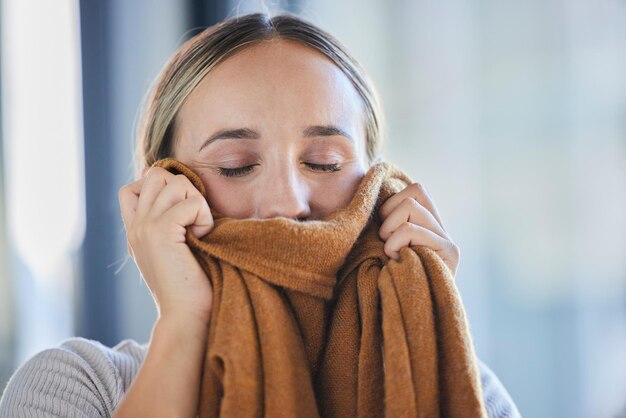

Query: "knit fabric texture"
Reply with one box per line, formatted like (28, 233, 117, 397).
(153, 158, 488, 418)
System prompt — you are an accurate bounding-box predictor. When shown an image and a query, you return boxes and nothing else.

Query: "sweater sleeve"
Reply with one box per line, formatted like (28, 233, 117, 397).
(0, 337, 147, 418)
(477, 359, 522, 418)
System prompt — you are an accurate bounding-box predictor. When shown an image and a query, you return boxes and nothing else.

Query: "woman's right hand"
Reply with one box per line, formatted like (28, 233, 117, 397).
(118, 166, 215, 326)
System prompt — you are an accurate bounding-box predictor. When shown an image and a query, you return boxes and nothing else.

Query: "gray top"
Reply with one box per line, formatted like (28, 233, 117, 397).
(0, 337, 521, 417)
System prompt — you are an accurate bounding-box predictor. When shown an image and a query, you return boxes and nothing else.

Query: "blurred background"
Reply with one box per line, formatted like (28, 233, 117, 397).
(0, 0, 625, 417)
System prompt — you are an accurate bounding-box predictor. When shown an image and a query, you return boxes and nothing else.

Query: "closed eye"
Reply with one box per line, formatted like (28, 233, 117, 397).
(305, 162, 341, 172)
(217, 163, 341, 178)
(218, 164, 257, 177)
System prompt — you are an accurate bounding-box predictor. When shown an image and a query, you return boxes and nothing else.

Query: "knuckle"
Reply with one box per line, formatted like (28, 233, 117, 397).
(144, 166, 160, 179)
(173, 174, 196, 194)
(118, 183, 132, 199)
(173, 174, 191, 188)
(450, 243, 460, 258)
(150, 166, 166, 175)
(173, 173, 187, 183)
(399, 221, 413, 233)
(402, 196, 419, 209)
(146, 167, 169, 183)
(191, 194, 205, 203)
(185, 194, 203, 207)
(409, 182, 426, 193)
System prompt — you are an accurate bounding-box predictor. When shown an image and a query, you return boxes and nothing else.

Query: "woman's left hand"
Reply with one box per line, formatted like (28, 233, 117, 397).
(378, 182, 460, 277)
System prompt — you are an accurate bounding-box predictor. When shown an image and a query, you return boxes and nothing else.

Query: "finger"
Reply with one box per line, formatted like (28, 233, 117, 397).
(383, 222, 449, 260)
(379, 197, 449, 241)
(380, 182, 446, 231)
(119, 178, 145, 230)
(161, 194, 214, 239)
(136, 167, 174, 218)
(148, 174, 205, 219)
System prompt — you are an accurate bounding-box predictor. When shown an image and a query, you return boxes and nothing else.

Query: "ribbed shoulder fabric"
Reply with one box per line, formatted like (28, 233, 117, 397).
(0, 337, 520, 417)
(0, 337, 147, 418)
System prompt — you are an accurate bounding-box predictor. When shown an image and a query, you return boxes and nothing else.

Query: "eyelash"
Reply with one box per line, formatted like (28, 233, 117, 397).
(218, 163, 341, 178)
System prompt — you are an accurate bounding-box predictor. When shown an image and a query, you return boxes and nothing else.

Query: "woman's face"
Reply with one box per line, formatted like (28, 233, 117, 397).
(172, 39, 368, 221)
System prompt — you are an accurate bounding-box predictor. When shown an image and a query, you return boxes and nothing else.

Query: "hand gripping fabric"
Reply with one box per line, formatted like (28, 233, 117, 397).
(153, 158, 487, 418)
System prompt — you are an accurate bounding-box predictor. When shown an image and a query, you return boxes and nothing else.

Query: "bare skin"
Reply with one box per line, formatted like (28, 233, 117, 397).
(115, 39, 459, 417)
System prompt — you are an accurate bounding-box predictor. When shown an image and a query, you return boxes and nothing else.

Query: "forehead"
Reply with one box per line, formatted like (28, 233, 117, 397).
(178, 39, 364, 130)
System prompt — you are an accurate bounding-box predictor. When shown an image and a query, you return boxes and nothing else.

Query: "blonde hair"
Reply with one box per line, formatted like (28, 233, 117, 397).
(135, 13, 384, 177)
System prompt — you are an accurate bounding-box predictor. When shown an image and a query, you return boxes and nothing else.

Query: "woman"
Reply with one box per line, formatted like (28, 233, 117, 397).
(0, 12, 520, 418)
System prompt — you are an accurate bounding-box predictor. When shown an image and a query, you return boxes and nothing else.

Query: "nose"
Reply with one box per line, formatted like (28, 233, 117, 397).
(256, 165, 311, 220)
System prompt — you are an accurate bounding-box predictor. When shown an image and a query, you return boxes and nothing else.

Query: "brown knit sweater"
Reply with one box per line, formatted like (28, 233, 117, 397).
(154, 158, 487, 418)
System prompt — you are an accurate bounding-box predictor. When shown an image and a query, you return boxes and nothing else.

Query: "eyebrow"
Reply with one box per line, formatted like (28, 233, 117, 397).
(198, 125, 354, 152)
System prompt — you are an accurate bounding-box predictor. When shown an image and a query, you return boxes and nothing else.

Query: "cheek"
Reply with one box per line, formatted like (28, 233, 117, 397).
(310, 170, 364, 213)
(199, 176, 255, 219)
